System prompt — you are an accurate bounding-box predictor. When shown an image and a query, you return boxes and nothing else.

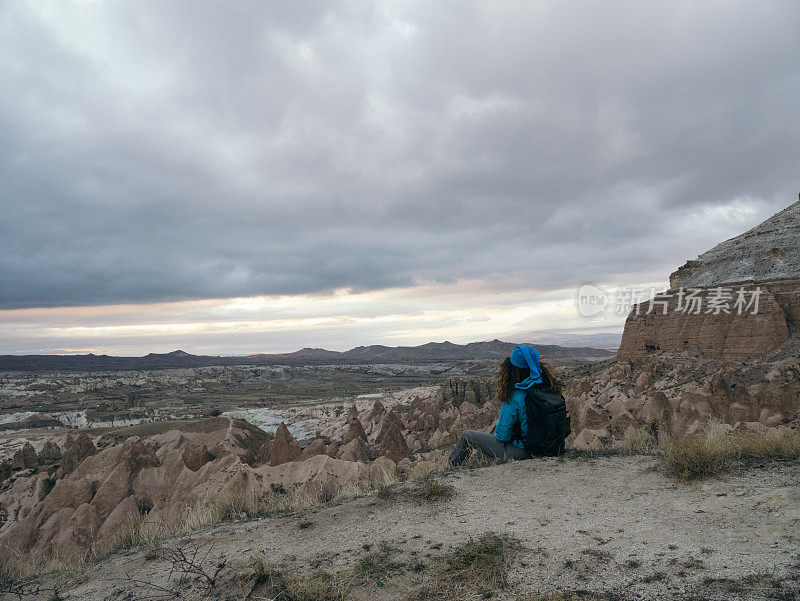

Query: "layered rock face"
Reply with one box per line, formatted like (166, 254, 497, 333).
(617, 279, 798, 361)
(569, 199, 800, 448)
(619, 200, 800, 361)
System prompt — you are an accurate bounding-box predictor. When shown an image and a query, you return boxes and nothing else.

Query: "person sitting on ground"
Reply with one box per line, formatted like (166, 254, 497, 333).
(448, 345, 569, 467)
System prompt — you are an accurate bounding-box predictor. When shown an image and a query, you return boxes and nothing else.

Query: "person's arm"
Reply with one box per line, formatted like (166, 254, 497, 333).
(493, 402, 516, 442)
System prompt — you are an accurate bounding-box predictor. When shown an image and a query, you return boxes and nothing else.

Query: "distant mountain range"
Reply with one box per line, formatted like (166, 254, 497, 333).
(0, 340, 614, 371)
(504, 331, 622, 350)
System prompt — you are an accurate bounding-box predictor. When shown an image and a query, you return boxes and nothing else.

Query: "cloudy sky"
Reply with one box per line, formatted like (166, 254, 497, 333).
(1, 1, 798, 355)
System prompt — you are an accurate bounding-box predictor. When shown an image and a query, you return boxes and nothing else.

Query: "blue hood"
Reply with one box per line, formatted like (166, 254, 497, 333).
(510, 345, 543, 388)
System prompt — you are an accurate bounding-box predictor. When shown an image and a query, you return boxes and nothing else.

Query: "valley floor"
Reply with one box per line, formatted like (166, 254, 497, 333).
(12, 455, 800, 601)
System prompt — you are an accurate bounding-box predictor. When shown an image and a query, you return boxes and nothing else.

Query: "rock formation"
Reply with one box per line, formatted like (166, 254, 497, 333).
(343, 418, 368, 444)
(0, 367, 514, 571)
(619, 199, 800, 361)
(56, 433, 97, 478)
(569, 198, 800, 448)
(670, 199, 800, 289)
(338, 438, 371, 463)
(300, 438, 328, 459)
(377, 420, 411, 462)
(181, 441, 214, 471)
(267, 423, 303, 466)
(9, 442, 39, 470)
(0, 417, 402, 566)
(38, 440, 63, 463)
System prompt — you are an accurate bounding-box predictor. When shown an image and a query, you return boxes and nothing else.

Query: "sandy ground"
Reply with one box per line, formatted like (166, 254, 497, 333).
(11, 455, 800, 601)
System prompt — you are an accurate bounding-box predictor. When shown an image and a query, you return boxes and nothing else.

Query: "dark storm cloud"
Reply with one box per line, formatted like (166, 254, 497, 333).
(1, 1, 798, 309)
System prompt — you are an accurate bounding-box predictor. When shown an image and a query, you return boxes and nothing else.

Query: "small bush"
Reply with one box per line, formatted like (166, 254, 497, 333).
(408, 532, 517, 599)
(662, 429, 800, 481)
(699, 572, 792, 596)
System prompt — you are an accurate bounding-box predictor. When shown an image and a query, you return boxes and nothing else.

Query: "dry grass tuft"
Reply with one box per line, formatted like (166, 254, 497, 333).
(617, 428, 659, 454)
(376, 475, 455, 505)
(407, 532, 517, 600)
(518, 593, 607, 601)
(661, 427, 800, 481)
(410, 477, 456, 504)
(697, 572, 800, 597)
(351, 541, 403, 586)
(239, 554, 345, 601)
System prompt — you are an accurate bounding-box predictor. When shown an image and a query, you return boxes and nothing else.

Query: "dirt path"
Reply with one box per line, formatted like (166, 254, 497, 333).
(17, 455, 800, 600)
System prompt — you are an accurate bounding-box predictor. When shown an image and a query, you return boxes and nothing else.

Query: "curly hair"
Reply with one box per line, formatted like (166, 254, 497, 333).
(495, 356, 565, 402)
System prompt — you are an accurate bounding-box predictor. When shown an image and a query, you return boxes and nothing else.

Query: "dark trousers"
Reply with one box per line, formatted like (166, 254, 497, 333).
(448, 430, 530, 466)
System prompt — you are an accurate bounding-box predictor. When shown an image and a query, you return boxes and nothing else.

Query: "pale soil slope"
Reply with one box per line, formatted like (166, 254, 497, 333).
(14, 456, 800, 601)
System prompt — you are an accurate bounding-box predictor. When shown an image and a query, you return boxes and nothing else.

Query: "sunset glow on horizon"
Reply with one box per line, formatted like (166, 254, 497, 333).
(0, 281, 640, 355)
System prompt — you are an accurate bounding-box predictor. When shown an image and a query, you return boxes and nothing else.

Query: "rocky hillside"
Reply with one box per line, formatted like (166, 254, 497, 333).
(17, 456, 800, 601)
(670, 197, 800, 288)
(0, 380, 500, 569)
(567, 198, 800, 449)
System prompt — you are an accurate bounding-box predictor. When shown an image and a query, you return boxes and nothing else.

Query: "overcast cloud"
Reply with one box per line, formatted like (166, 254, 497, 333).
(0, 1, 798, 353)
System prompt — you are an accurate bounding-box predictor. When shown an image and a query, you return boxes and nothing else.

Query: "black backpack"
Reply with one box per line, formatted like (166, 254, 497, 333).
(520, 385, 571, 456)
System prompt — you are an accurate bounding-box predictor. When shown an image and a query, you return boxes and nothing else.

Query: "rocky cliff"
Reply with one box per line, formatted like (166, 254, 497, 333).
(566, 198, 800, 449)
(670, 198, 800, 289)
(618, 199, 800, 360)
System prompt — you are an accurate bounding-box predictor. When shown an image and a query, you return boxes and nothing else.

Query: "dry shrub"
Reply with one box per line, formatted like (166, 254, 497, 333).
(351, 541, 403, 586)
(408, 532, 517, 600)
(239, 554, 345, 601)
(662, 427, 800, 481)
(100, 513, 169, 554)
(616, 428, 658, 454)
(410, 477, 455, 504)
(376, 475, 454, 505)
(564, 447, 622, 459)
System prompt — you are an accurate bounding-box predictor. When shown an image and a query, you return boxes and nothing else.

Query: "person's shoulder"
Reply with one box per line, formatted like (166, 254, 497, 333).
(509, 388, 527, 405)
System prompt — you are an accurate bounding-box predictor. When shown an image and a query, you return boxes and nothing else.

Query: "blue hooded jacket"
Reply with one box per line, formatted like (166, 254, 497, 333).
(493, 345, 543, 449)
